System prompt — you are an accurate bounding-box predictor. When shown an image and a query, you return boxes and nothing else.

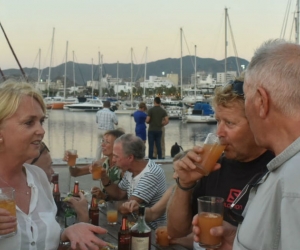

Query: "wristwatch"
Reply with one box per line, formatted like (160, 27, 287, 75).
(103, 180, 112, 187)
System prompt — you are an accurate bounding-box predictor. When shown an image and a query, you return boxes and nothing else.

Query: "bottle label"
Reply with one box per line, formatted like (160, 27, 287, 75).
(131, 236, 149, 250)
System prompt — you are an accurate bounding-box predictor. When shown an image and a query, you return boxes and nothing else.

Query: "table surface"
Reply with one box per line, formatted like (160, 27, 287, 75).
(97, 207, 189, 250)
(58, 204, 190, 250)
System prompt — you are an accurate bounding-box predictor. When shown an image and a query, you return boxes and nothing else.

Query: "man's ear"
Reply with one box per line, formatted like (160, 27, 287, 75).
(256, 87, 269, 118)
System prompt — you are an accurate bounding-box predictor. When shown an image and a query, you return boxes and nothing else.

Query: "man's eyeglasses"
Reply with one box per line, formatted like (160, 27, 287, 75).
(229, 79, 244, 96)
(227, 171, 269, 223)
(101, 140, 111, 145)
(31, 142, 50, 164)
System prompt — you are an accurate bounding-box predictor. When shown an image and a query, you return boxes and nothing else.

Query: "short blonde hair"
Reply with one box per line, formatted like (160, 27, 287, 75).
(0, 81, 46, 124)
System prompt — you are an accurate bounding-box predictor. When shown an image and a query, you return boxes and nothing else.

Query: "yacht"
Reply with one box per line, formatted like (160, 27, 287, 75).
(64, 98, 103, 112)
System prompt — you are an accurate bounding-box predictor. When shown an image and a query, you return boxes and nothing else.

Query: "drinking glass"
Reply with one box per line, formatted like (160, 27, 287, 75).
(156, 221, 169, 247)
(67, 149, 77, 167)
(91, 161, 104, 180)
(0, 187, 17, 238)
(197, 196, 224, 249)
(195, 133, 225, 176)
(106, 201, 118, 225)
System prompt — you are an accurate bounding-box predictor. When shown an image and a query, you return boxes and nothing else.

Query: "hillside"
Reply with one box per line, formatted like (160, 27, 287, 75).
(1, 56, 249, 86)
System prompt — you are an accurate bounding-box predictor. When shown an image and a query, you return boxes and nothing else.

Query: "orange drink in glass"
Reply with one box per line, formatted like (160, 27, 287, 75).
(106, 201, 118, 225)
(197, 196, 224, 249)
(196, 133, 225, 176)
(156, 226, 169, 246)
(92, 162, 103, 180)
(0, 187, 17, 238)
(67, 149, 77, 166)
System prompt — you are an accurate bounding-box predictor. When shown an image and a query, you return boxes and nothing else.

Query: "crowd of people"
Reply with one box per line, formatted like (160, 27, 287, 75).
(1, 38, 300, 250)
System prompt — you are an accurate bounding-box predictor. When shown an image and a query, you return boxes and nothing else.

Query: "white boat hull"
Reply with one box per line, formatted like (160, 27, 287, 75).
(185, 115, 217, 123)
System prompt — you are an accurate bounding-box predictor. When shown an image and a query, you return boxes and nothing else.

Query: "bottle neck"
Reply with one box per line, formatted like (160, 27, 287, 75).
(53, 183, 60, 193)
(121, 216, 128, 230)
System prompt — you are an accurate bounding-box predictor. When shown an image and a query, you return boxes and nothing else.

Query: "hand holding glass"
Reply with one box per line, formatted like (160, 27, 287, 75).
(0, 187, 17, 238)
(196, 133, 225, 176)
(197, 196, 224, 249)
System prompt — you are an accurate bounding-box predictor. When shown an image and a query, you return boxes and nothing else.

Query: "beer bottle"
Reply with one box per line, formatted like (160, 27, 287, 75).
(130, 205, 151, 250)
(72, 181, 80, 197)
(118, 215, 131, 250)
(52, 176, 61, 216)
(89, 195, 99, 226)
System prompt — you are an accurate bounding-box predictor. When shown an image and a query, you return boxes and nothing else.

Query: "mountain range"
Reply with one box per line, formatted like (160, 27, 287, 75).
(1, 56, 249, 86)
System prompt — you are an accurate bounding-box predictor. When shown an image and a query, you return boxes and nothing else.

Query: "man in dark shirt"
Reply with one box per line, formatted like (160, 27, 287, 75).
(146, 97, 169, 159)
(167, 78, 275, 249)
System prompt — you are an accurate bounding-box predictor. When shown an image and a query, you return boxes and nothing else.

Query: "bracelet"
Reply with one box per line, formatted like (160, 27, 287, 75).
(59, 229, 70, 246)
(175, 177, 196, 191)
(103, 180, 112, 187)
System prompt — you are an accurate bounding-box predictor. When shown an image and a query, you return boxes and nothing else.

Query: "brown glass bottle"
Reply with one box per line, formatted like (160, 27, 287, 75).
(130, 205, 151, 250)
(118, 215, 131, 250)
(72, 181, 80, 197)
(89, 195, 99, 226)
(52, 173, 61, 216)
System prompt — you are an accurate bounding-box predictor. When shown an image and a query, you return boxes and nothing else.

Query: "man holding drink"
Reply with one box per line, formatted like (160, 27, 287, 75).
(167, 77, 274, 249)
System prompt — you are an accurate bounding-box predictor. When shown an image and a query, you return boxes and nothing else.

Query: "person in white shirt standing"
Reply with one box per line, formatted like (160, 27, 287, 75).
(96, 101, 118, 160)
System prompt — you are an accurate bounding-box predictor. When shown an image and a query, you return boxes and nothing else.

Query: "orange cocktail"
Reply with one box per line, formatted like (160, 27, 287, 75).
(0, 199, 16, 216)
(156, 226, 169, 246)
(107, 210, 118, 225)
(67, 149, 77, 166)
(92, 164, 104, 180)
(200, 143, 226, 175)
(198, 212, 223, 247)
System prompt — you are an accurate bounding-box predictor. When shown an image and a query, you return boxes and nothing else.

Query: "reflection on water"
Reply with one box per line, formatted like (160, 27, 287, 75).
(44, 110, 217, 159)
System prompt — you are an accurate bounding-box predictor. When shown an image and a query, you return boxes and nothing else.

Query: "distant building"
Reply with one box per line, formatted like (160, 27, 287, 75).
(113, 82, 133, 94)
(216, 71, 237, 84)
(140, 76, 174, 89)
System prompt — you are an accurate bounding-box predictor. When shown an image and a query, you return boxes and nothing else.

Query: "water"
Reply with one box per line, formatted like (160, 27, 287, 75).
(44, 110, 217, 159)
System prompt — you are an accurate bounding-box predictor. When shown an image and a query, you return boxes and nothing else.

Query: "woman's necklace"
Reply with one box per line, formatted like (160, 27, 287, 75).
(0, 173, 31, 195)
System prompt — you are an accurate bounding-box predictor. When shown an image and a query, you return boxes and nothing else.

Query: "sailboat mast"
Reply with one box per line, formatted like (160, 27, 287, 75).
(37, 48, 41, 87)
(180, 28, 183, 99)
(144, 47, 148, 101)
(131, 48, 133, 107)
(194, 45, 197, 100)
(98, 52, 101, 98)
(297, 0, 300, 43)
(91, 58, 94, 98)
(117, 61, 119, 101)
(64, 41, 68, 100)
(72, 51, 76, 97)
(100, 54, 103, 97)
(48, 27, 55, 97)
(0, 22, 27, 82)
(225, 8, 228, 84)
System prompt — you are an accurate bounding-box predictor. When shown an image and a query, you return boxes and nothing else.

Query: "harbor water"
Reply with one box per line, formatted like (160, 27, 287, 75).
(44, 110, 217, 159)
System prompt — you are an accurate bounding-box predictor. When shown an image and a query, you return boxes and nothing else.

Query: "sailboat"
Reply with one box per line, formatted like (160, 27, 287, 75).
(45, 40, 78, 109)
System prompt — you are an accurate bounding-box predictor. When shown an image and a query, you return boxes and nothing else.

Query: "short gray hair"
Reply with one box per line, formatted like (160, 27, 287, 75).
(245, 39, 300, 116)
(115, 134, 145, 160)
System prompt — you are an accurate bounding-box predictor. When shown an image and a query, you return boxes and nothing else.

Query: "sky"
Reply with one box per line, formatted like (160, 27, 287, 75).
(0, 0, 296, 70)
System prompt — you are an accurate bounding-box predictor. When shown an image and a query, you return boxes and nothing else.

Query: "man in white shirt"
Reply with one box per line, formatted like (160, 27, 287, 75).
(95, 101, 118, 160)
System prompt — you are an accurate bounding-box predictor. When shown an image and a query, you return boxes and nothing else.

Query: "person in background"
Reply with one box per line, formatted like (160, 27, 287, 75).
(167, 77, 274, 249)
(64, 129, 124, 200)
(153, 126, 166, 159)
(206, 39, 300, 249)
(95, 101, 118, 160)
(0, 81, 107, 249)
(27, 142, 90, 223)
(133, 102, 147, 143)
(100, 134, 167, 229)
(26, 141, 54, 182)
(146, 97, 169, 159)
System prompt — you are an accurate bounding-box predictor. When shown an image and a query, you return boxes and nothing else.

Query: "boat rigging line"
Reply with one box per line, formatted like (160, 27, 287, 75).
(0, 22, 27, 82)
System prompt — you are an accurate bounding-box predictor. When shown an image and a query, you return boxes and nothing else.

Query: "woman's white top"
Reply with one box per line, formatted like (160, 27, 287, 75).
(0, 164, 60, 250)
